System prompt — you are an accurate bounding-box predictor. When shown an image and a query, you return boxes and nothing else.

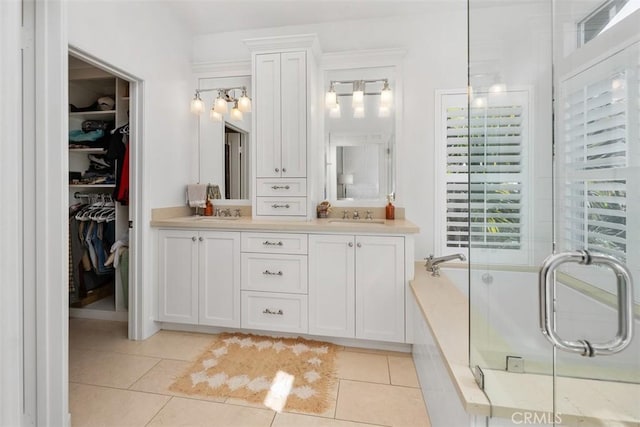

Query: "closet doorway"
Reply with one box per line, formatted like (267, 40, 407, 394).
(67, 48, 141, 337)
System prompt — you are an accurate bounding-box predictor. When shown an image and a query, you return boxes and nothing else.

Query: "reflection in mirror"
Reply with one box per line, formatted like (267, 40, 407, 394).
(328, 133, 392, 200)
(199, 75, 251, 200)
(324, 66, 395, 202)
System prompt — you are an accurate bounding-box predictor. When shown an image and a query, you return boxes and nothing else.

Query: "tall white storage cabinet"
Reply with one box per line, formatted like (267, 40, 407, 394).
(246, 35, 320, 219)
(158, 229, 241, 327)
(68, 56, 129, 319)
(309, 234, 405, 343)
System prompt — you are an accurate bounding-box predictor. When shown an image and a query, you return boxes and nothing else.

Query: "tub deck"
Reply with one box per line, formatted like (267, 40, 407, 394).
(410, 262, 640, 426)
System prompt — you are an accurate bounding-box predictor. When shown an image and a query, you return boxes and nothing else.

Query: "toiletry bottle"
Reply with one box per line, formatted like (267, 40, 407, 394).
(204, 199, 213, 216)
(385, 194, 395, 220)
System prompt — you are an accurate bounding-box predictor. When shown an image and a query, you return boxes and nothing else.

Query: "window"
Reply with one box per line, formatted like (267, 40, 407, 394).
(559, 55, 634, 262)
(437, 90, 530, 263)
(578, 0, 629, 47)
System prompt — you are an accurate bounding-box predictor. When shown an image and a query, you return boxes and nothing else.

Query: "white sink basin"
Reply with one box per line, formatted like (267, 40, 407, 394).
(192, 216, 240, 221)
(328, 219, 386, 225)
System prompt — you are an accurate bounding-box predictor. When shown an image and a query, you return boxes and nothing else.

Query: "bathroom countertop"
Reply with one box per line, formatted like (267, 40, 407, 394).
(150, 214, 420, 234)
(410, 263, 640, 425)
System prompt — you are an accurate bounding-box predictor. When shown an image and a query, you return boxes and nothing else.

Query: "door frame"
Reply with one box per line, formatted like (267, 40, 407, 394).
(67, 46, 145, 340)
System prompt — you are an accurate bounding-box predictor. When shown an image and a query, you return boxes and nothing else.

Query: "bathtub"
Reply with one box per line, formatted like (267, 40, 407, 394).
(439, 266, 640, 382)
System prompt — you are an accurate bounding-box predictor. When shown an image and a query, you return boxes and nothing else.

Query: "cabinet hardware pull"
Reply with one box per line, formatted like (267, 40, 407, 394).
(263, 240, 284, 246)
(263, 308, 284, 315)
(192, 236, 197, 242)
(272, 204, 290, 209)
(275, 168, 280, 172)
(271, 185, 291, 190)
(263, 270, 283, 276)
(348, 242, 353, 247)
(282, 168, 287, 173)
(199, 237, 204, 242)
(357, 243, 362, 248)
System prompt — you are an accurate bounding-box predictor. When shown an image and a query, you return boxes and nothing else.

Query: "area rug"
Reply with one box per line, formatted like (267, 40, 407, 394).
(170, 332, 338, 414)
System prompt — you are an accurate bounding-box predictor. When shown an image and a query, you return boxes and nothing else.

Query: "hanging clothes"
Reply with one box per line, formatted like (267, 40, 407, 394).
(106, 123, 130, 205)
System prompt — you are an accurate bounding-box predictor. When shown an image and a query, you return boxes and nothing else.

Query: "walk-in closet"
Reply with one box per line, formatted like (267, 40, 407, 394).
(68, 55, 131, 321)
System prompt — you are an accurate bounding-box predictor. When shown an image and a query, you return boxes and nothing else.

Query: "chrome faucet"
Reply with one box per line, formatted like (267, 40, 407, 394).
(425, 253, 467, 277)
(352, 209, 360, 220)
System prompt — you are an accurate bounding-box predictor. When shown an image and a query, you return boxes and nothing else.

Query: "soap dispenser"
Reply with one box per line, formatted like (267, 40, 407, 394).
(385, 193, 395, 220)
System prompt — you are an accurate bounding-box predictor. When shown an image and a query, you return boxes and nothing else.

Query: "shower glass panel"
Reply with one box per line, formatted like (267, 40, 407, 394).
(468, 0, 640, 425)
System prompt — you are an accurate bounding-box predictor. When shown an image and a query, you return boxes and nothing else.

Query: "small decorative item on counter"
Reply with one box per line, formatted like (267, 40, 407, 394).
(316, 201, 332, 218)
(204, 199, 213, 216)
(385, 193, 395, 220)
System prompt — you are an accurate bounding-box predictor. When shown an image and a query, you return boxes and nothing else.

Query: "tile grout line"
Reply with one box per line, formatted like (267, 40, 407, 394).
(127, 357, 164, 390)
(144, 395, 174, 427)
(386, 355, 392, 385)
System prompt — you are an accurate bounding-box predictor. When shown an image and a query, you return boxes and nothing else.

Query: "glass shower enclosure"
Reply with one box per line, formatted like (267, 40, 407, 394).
(466, 0, 639, 425)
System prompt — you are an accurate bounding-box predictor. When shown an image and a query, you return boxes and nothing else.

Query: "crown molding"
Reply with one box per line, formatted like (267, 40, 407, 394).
(243, 34, 321, 58)
(321, 48, 407, 70)
(191, 60, 251, 77)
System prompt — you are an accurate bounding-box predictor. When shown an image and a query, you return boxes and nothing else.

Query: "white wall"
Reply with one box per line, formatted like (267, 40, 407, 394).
(193, 10, 468, 259)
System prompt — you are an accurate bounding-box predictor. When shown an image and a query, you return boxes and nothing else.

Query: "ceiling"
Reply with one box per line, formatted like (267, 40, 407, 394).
(164, 0, 453, 35)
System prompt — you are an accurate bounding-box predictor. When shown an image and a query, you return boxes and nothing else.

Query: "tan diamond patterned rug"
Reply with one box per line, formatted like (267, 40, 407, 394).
(170, 332, 338, 414)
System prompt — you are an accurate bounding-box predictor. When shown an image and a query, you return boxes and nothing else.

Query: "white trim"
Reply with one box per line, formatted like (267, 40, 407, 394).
(34, 0, 69, 425)
(244, 34, 321, 59)
(1, 0, 26, 425)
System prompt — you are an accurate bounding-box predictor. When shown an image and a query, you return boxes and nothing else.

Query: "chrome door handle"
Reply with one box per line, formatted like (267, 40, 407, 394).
(539, 250, 634, 357)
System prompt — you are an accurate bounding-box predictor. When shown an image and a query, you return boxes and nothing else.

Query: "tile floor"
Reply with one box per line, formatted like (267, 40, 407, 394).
(69, 318, 431, 427)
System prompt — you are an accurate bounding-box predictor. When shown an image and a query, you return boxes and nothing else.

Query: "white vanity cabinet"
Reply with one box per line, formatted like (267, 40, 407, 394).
(255, 51, 307, 179)
(157, 229, 241, 327)
(309, 234, 405, 342)
(240, 232, 309, 333)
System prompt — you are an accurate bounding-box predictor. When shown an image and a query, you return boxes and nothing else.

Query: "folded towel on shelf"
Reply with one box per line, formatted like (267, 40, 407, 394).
(187, 184, 207, 208)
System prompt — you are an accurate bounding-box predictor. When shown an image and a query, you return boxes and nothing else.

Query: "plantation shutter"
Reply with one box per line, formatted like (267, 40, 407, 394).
(561, 67, 631, 261)
(444, 91, 528, 251)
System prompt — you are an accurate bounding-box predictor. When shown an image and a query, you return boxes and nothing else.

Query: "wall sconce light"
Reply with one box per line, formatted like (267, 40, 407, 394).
(325, 79, 392, 119)
(190, 86, 251, 122)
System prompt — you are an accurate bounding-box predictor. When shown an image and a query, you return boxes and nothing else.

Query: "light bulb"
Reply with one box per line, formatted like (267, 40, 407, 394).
(210, 108, 222, 122)
(213, 92, 228, 114)
(353, 106, 365, 118)
(380, 81, 392, 108)
(238, 91, 252, 113)
(378, 106, 390, 118)
(190, 93, 204, 114)
(230, 101, 243, 121)
(329, 102, 341, 118)
(352, 81, 364, 109)
(325, 87, 337, 109)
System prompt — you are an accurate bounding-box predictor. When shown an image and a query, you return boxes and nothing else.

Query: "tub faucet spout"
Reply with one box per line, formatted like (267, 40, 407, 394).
(425, 253, 466, 276)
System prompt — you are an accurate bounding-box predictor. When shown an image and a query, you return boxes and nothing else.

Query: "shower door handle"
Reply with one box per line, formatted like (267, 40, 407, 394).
(539, 250, 634, 357)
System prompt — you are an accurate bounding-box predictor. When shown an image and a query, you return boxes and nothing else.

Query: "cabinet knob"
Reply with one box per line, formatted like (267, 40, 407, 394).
(275, 168, 280, 172)
(357, 242, 362, 248)
(282, 167, 287, 173)
(199, 237, 204, 242)
(192, 236, 197, 242)
(348, 242, 353, 247)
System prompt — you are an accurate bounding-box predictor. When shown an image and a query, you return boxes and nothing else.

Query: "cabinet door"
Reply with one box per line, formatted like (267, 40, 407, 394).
(308, 234, 355, 338)
(199, 231, 241, 327)
(255, 53, 282, 178)
(280, 51, 307, 178)
(355, 236, 405, 342)
(158, 229, 198, 324)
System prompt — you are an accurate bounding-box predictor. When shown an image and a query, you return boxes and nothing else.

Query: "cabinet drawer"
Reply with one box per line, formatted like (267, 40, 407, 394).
(255, 197, 307, 216)
(241, 291, 308, 333)
(241, 253, 307, 294)
(256, 178, 306, 197)
(241, 232, 308, 254)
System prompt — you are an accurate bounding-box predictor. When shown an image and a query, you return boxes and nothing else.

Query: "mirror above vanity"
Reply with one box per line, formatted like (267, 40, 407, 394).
(323, 64, 399, 204)
(197, 75, 251, 202)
